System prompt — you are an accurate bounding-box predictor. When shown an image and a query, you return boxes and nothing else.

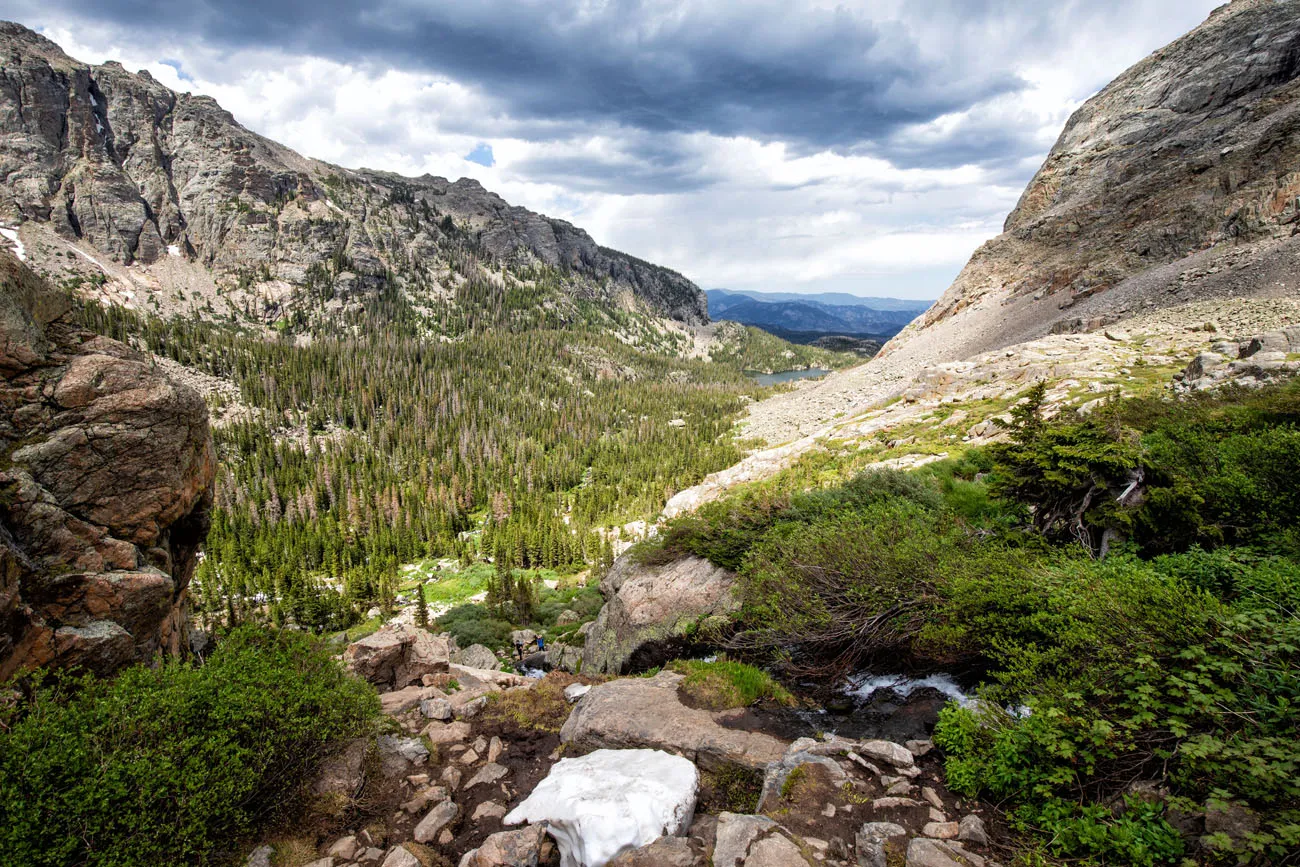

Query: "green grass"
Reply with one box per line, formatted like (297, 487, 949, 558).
(668, 658, 795, 710)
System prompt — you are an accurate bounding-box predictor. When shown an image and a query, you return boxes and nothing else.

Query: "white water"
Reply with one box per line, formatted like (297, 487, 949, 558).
(843, 671, 975, 707)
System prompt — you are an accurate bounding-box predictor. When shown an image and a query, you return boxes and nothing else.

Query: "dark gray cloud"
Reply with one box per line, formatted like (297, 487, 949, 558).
(16, 0, 1028, 152)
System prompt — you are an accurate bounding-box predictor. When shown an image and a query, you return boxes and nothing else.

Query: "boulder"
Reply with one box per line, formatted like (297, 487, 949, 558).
(381, 846, 423, 867)
(458, 825, 548, 867)
(344, 624, 451, 689)
(559, 672, 787, 771)
(504, 748, 699, 867)
(457, 643, 501, 671)
(0, 255, 215, 679)
(713, 813, 777, 867)
(957, 815, 988, 846)
(742, 834, 812, 867)
(856, 822, 908, 867)
(414, 799, 460, 844)
(581, 556, 738, 675)
(380, 685, 443, 716)
(905, 839, 985, 867)
(313, 737, 369, 805)
(606, 836, 697, 866)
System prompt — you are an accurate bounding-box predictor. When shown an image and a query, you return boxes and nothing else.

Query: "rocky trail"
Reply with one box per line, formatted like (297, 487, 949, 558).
(261, 622, 1000, 867)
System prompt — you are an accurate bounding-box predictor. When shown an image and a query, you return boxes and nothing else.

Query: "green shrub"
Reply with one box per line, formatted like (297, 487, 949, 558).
(734, 501, 988, 675)
(436, 603, 516, 650)
(0, 627, 380, 867)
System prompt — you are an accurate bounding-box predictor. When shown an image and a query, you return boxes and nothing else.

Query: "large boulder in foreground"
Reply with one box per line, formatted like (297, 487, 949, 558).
(581, 554, 737, 675)
(343, 623, 452, 690)
(560, 671, 787, 771)
(505, 748, 699, 867)
(0, 253, 215, 678)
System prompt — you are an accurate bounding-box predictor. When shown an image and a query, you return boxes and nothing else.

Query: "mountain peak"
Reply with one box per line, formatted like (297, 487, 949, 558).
(0, 25, 709, 325)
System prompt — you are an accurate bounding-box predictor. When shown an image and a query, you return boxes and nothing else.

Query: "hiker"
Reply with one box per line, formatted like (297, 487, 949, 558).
(535, 634, 545, 653)
(513, 639, 525, 661)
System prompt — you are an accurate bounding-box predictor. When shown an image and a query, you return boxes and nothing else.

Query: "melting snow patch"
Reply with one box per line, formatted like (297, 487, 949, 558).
(167, 244, 181, 257)
(0, 227, 26, 261)
(505, 748, 698, 867)
(844, 672, 974, 707)
(89, 92, 99, 107)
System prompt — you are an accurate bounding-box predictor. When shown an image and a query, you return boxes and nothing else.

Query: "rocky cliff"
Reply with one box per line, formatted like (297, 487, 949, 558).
(0, 251, 215, 678)
(732, 0, 1300, 447)
(0, 22, 707, 325)
(880, 0, 1300, 364)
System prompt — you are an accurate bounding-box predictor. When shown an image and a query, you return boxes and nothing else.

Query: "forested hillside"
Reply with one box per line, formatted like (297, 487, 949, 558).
(77, 254, 847, 633)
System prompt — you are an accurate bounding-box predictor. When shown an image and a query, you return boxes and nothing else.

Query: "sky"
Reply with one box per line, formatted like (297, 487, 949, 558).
(11, 0, 1224, 300)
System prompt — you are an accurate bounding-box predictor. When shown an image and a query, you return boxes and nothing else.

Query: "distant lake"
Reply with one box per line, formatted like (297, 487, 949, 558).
(749, 367, 831, 387)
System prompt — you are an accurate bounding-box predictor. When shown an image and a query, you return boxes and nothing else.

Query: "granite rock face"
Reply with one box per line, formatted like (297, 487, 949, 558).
(882, 0, 1300, 364)
(0, 252, 215, 677)
(580, 554, 738, 675)
(0, 22, 707, 324)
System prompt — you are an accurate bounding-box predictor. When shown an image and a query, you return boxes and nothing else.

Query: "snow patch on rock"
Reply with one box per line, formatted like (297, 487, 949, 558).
(504, 748, 698, 867)
(0, 227, 26, 261)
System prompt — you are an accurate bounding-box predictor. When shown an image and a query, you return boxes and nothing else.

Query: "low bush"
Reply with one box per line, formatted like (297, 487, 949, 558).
(436, 603, 516, 650)
(0, 627, 380, 867)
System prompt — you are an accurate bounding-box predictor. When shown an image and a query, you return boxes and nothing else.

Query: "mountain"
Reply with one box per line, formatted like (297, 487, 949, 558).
(880, 0, 1300, 365)
(0, 21, 707, 325)
(713, 0, 1300, 449)
(706, 288, 927, 341)
(712, 288, 931, 311)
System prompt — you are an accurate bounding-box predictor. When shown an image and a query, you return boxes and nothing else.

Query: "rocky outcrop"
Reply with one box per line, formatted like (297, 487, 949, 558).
(342, 623, 452, 690)
(581, 554, 738, 675)
(884, 0, 1300, 366)
(559, 671, 787, 771)
(1176, 324, 1300, 390)
(0, 252, 215, 677)
(0, 22, 707, 324)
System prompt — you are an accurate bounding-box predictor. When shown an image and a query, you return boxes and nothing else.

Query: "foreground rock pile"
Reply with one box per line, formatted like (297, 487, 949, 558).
(270, 624, 1000, 867)
(0, 252, 215, 678)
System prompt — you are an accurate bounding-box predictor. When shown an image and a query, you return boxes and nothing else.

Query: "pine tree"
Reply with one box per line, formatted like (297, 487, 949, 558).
(415, 580, 429, 628)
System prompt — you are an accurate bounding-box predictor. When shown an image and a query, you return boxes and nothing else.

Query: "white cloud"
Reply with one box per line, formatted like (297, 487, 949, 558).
(27, 1, 1223, 300)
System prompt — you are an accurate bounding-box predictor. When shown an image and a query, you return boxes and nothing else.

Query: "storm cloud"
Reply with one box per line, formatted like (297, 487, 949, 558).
(9, 0, 1225, 298)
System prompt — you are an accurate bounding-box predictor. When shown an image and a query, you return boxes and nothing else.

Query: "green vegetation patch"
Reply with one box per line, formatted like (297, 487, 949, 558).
(668, 657, 795, 710)
(0, 627, 380, 867)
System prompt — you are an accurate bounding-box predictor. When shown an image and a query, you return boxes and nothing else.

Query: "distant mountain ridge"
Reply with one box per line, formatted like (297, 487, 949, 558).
(707, 288, 928, 341)
(0, 21, 708, 325)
